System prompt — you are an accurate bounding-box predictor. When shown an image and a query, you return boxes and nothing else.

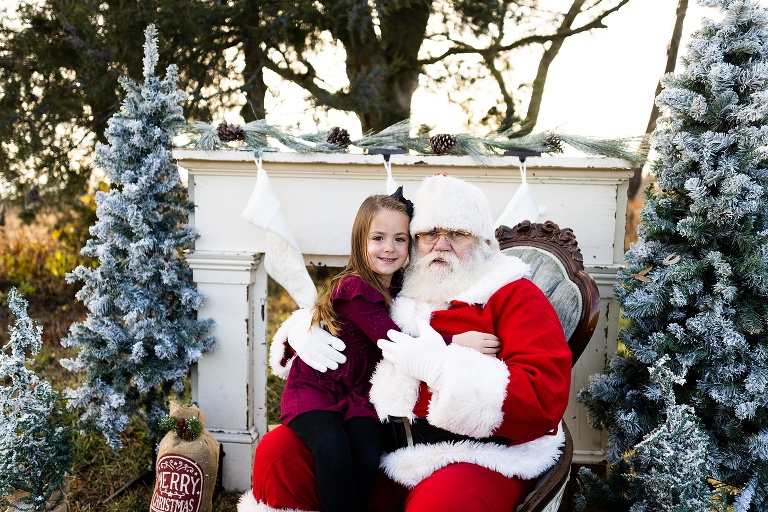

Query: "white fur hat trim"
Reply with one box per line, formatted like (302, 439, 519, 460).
(410, 174, 497, 245)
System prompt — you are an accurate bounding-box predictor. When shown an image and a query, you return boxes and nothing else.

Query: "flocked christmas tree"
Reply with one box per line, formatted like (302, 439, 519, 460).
(61, 25, 214, 450)
(1, 288, 73, 510)
(578, 1, 768, 510)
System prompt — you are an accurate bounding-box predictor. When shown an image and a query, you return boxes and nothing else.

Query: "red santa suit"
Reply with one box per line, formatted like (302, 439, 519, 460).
(239, 252, 572, 512)
(369, 251, 570, 490)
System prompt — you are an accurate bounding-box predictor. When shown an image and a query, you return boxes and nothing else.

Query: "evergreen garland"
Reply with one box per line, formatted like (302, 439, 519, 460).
(0, 288, 73, 511)
(350, 119, 428, 152)
(188, 119, 315, 153)
(578, 1, 768, 510)
(61, 25, 215, 450)
(182, 117, 648, 164)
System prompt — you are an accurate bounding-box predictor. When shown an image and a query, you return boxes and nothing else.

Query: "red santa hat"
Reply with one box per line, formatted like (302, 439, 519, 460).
(410, 174, 498, 248)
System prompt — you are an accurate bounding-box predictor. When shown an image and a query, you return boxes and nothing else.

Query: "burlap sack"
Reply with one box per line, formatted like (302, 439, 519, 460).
(150, 404, 219, 512)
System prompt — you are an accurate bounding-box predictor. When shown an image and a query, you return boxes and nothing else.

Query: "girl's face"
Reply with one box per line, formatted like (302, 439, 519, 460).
(366, 209, 410, 285)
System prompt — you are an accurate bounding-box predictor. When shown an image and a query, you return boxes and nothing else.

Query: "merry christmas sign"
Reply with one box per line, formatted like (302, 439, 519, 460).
(150, 454, 205, 512)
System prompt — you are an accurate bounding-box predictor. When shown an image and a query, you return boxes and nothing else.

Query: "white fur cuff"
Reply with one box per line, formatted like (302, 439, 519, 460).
(427, 344, 508, 437)
(268, 309, 313, 379)
(369, 359, 421, 420)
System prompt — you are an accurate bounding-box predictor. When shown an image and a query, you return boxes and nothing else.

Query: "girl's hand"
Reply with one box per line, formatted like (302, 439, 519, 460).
(452, 331, 500, 356)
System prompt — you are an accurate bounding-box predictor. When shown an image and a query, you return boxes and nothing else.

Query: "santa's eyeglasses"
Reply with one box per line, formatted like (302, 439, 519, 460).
(414, 230, 474, 246)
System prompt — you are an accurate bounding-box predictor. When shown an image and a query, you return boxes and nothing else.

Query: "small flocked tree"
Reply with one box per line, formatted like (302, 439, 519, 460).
(578, 1, 768, 510)
(62, 25, 214, 450)
(0, 288, 73, 510)
(628, 358, 712, 511)
(578, 357, 714, 512)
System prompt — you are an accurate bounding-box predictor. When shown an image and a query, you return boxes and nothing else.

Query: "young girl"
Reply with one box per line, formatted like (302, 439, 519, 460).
(280, 193, 411, 512)
(279, 191, 501, 512)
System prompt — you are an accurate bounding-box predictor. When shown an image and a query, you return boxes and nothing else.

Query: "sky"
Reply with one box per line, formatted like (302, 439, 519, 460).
(534, 0, 722, 138)
(408, 0, 725, 139)
(259, 1, 765, 142)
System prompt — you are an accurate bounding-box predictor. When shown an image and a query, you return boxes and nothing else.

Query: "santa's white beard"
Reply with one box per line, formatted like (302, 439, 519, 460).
(401, 241, 493, 305)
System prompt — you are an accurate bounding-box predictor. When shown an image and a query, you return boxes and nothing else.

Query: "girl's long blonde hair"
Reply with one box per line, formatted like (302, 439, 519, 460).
(311, 194, 410, 335)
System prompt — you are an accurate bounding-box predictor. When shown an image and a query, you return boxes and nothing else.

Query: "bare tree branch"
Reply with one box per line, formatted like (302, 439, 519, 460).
(628, 0, 689, 199)
(418, 0, 632, 66)
(518, 0, 589, 135)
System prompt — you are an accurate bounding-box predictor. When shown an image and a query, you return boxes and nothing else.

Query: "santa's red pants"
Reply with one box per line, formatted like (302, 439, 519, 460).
(248, 425, 534, 512)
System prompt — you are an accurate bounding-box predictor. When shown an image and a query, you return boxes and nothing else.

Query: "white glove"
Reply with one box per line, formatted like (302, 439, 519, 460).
(377, 317, 446, 388)
(287, 309, 347, 372)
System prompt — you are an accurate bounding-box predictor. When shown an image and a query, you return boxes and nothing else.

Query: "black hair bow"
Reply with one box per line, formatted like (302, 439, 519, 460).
(390, 186, 414, 219)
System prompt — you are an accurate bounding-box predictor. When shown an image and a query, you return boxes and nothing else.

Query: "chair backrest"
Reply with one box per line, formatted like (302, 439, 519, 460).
(496, 220, 599, 512)
(496, 220, 600, 366)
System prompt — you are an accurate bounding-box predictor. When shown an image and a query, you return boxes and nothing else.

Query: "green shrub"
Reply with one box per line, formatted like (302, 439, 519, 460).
(0, 227, 92, 310)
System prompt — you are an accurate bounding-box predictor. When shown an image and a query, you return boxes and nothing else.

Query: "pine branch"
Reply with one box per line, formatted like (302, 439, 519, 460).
(351, 119, 416, 151)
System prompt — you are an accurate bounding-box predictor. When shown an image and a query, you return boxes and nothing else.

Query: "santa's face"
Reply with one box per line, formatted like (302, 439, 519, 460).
(403, 232, 492, 304)
(414, 229, 478, 264)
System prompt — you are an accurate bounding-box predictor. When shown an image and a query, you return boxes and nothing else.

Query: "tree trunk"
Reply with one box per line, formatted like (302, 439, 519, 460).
(236, 2, 268, 122)
(343, 2, 430, 133)
(358, 64, 422, 132)
(240, 45, 269, 122)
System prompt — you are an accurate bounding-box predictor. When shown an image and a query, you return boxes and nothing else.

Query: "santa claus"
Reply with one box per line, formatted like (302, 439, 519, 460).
(239, 174, 572, 512)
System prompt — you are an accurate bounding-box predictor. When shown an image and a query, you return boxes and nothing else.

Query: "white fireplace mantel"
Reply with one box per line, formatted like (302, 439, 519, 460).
(174, 149, 634, 491)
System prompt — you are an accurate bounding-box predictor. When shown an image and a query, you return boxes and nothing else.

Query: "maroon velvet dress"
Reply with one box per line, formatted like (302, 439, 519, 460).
(280, 275, 400, 425)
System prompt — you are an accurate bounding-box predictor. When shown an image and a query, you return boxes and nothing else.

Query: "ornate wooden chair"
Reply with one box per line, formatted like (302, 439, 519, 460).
(496, 220, 601, 512)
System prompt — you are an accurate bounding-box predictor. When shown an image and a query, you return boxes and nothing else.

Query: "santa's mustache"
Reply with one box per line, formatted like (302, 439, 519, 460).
(420, 250, 461, 269)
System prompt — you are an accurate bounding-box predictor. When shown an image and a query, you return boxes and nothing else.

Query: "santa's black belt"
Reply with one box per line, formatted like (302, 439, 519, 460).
(382, 416, 513, 452)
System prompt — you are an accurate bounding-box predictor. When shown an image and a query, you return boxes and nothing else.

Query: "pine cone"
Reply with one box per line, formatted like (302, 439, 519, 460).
(430, 134, 458, 155)
(544, 133, 564, 153)
(217, 121, 246, 142)
(327, 127, 351, 148)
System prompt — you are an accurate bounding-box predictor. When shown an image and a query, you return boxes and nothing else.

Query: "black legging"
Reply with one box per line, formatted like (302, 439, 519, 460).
(289, 411, 383, 512)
